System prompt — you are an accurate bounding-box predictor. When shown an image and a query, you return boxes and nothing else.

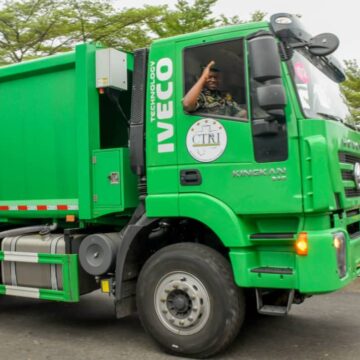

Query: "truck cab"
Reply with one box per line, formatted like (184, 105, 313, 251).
(137, 12, 359, 294)
(127, 13, 360, 355)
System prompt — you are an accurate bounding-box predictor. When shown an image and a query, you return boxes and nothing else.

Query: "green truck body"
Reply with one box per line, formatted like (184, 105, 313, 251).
(0, 13, 358, 357)
(0, 46, 138, 219)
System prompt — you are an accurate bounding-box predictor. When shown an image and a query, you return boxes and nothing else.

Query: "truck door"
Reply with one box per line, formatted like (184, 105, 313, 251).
(175, 32, 303, 215)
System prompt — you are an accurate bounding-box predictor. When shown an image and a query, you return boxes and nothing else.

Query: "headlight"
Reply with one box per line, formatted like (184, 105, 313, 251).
(333, 232, 347, 279)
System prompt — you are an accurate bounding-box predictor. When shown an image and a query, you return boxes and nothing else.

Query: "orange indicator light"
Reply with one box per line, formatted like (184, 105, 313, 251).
(295, 232, 308, 256)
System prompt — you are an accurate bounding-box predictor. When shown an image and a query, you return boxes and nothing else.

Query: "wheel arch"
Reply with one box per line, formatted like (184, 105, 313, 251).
(178, 193, 246, 248)
(115, 195, 247, 314)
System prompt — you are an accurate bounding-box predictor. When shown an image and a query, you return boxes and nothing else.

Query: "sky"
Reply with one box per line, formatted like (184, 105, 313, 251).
(115, 0, 359, 63)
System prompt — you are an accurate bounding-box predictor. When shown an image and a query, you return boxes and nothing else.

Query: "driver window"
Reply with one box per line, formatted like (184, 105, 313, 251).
(182, 38, 248, 121)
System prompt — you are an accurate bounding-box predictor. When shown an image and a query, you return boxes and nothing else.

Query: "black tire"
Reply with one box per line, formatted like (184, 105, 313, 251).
(136, 243, 245, 358)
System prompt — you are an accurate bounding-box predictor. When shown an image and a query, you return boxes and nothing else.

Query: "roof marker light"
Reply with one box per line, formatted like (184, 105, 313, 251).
(275, 17, 292, 25)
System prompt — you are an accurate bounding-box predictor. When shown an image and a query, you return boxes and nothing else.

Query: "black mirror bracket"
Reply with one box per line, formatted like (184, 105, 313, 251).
(278, 41, 294, 62)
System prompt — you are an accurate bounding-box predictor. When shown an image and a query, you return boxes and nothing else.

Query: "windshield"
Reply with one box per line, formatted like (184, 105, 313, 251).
(289, 50, 354, 127)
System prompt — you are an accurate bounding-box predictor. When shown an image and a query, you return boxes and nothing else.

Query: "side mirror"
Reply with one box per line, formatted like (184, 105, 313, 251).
(257, 84, 286, 111)
(248, 33, 282, 82)
(248, 30, 289, 161)
(308, 33, 339, 57)
(248, 32, 287, 115)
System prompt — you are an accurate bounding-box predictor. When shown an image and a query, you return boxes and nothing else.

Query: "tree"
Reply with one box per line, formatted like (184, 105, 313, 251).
(0, 0, 266, 65)
(0, 0, 68, 64)
(219, 10, 266, 26)
(0, 0, 163, 64)
(148, 0, 218, 38)
(148, 1, 266, 38)
(342, 60, 360, 122)
(64, 1, 164, 51)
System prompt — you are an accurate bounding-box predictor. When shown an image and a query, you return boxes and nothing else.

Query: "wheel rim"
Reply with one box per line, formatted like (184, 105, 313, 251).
(154, 271, 211, 336)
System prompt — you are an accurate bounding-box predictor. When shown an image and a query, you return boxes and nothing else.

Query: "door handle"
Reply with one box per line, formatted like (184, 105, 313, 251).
(180, 169, 202, 186)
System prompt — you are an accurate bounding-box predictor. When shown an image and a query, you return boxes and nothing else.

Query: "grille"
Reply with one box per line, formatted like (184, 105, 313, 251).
(346, 208, 360, 217)
(350, 231, 360, 240)
(342, 170, 354, 181)
(339, 152, 360, 198)
(339, 152, 360, 165)
(345, 188, 360, 197)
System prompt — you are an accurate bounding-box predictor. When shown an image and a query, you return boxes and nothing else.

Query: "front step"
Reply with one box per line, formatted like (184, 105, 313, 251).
(255, 288, 295, 316)
(251, 266, 293, 275)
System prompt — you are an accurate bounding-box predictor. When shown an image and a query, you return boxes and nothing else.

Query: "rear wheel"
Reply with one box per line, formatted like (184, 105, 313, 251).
(136, 243, 245, 358)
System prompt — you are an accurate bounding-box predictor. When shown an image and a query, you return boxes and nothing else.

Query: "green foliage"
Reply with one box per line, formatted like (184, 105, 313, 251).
(220, 10, 266, 26)
(148, 0, 218, 38)
(0, 0, 67, 64)
(0, 0, 266, 64)
(64, 1, 164, 51)
(149, 1, 266, 38)
(0, 0, 163, 64)
(342, 60, 360, 122)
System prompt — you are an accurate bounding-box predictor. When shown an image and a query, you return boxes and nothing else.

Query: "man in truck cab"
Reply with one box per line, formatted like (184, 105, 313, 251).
(182, 60, 247, 118)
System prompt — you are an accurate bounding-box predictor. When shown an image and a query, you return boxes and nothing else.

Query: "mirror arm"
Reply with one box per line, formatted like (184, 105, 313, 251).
(289, 41, 308, 49)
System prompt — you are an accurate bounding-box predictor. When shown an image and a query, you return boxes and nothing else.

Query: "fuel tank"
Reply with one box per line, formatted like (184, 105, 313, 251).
(1, 234, 97, 294)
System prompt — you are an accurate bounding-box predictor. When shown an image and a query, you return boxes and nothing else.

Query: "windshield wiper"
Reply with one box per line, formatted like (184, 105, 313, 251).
(316, 112, 343, 123)
(316, 112, 358, 131)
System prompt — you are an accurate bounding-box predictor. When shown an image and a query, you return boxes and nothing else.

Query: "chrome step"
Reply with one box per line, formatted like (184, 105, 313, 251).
(255, 288, 295, 316)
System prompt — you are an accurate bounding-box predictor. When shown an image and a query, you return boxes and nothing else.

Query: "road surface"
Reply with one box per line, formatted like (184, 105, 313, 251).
(0, 279, 359, 360)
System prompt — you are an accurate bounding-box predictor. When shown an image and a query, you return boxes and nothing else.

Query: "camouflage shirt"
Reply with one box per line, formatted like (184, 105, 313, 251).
(195, 89, 246, 118)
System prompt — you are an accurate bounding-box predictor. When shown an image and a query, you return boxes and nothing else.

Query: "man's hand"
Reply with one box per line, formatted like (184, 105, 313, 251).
(201, 61, 215, 81)
(183, 60, 215, 112)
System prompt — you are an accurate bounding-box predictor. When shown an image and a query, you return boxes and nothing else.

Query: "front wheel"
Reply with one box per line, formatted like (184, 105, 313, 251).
(136, 243, 245, 358)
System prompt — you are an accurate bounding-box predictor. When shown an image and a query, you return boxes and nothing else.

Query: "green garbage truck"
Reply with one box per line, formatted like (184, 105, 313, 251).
(0, 12, 359, 357)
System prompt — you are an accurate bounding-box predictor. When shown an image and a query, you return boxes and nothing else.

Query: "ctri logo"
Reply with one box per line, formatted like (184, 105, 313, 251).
(150, 57, 175, 154)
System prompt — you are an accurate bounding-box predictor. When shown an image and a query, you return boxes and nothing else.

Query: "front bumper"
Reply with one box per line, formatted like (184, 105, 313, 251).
(230, 228, 360, 294)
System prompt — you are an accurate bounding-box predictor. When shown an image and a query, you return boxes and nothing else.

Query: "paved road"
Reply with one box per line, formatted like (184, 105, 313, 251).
(0, 280, 359, 360)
